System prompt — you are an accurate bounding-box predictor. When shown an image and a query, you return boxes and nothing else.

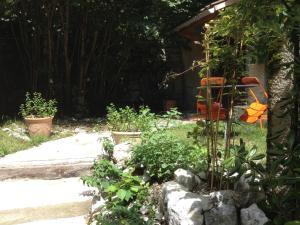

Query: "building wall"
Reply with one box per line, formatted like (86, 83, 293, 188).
(247, 63, 267, 103)
(180, 42, 205, 112)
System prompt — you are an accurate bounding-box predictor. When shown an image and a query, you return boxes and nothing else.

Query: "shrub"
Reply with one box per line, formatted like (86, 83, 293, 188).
(106, 104, 155, 132)
(82, 159, 153, 224)
(83, 159, 148, 206)
(96, 206, 148, 225)
(19, 92, 57, 118)
(130, 131, 200, 182)
(101, 137, 114, 160)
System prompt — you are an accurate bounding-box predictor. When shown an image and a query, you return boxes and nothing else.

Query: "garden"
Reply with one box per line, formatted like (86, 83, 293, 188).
(83, 0, 300, 224)
(0, 0, 300, 225)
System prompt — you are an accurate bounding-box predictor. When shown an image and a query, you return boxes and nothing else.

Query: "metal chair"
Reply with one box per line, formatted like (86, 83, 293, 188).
(239, 76, 268, 128)
(197, 77, 227, 121)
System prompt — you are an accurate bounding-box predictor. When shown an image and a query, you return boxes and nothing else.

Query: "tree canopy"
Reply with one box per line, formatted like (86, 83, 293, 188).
(0, 0, 211, 117)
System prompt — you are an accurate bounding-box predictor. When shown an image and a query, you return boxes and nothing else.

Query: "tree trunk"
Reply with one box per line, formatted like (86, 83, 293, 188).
(266, 43, 294, 169)
(61, 1, 72, 113)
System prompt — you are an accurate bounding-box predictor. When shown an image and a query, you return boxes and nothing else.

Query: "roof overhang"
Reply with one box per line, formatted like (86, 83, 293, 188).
(175, 0, 238, 41)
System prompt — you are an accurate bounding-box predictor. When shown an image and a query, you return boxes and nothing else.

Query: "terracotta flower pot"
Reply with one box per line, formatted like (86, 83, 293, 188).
(163, 99, 177, 111)
(111, 131, 141, 145)
(24, 117, 53, 137)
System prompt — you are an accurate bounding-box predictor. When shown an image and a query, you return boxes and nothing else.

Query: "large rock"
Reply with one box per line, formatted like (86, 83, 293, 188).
(209, 190, 236, 205)
(234, 174, 265, 208)
(160, 181, 211, 225)
(174, 169, 201, 191)
(240, 204, 269, 225)
(112, 142, 132, 167)
(204, 190, 238, 225)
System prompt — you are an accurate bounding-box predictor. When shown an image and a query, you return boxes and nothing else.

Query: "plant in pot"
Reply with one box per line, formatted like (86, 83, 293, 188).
(19, 92, 57, 137)
(106, 104, 155, 144)
(160, 79, 177, 111)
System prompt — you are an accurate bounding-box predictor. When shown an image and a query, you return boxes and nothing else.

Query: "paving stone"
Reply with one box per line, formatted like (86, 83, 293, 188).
(0, 178, 95, 225)
(0, 132, 104, 180)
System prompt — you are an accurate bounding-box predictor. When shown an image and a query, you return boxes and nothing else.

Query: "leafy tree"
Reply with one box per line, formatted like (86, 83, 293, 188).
(0, 0, 211, 115)
(199, 0, 300, 222)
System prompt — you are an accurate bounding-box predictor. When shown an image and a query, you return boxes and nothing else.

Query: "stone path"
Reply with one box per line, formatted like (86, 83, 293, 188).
(0, 131, 109, 225)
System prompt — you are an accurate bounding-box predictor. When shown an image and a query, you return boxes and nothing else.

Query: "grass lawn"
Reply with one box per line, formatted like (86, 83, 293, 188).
(166, 121, 267, 154)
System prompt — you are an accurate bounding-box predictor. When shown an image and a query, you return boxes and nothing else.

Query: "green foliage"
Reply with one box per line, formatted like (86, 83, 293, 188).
(285, 221, 300, 225)
(0, 146, 8, 157)
(29, 135, 49, 146)
(102, 137, 114, 161)
(82, 159, 148, 206)
(106, 104, 155, 132)
(226, 1, 300, 223)
(197, 2, 265, 190)
(82, 159, 153, 224)
(222, 139, 266, 183)
(260, 132, 300, 224)
(0, 0, 212, 115)
(82, 159, 122, 192)
(19, 92, 57, 118)
(130, 131, 203, 181)
(156, 107, 182, 130)
(95, 206, 148, 225)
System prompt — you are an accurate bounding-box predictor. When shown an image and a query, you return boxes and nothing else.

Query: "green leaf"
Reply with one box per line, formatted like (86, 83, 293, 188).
(161, 163, 168, 169)
(105, 185, 118, 193)
(117, 189, 132, 202)
(251, 154, 265, 161)
(130, 186, 140, 193)
(223, 157, 235, 167)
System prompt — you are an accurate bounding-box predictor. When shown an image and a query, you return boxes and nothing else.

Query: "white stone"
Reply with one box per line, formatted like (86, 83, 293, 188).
(160, 181, 211, 225)
(234, 174, 265, 208)
(113, 142, 133, 167)
(198, 171, 207, 180)
(241, 204, 269, 225)
(204, 203, 237, 225)
(10, 131, 30, 141)
(209, 190, 235, 206)
(2, 127, 30, 141)
(90, 198, 105, 213)
(74, 128, 85, 133)
(204, 190, 238, 225)
(174, 168, 201, 191)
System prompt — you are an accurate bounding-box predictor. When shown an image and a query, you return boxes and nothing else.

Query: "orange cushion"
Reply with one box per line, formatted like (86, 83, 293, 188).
(240, 102, 267, 123)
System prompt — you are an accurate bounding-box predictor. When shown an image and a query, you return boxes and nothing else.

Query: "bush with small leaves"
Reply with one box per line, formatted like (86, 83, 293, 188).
(106, 104, 155, 132)
(19, 92, 57, 118)
(130, 131, 201, 182)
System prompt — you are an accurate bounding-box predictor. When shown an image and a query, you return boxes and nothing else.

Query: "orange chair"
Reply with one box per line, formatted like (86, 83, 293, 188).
(197, 77, 227, 121)
(239, 76, 268, 128)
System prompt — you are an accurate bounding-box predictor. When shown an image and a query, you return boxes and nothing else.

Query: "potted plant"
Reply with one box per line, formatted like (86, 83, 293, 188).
(19, 92, 57, 137)
(161, 79, 177, 111)
(106, 104, 155, 144)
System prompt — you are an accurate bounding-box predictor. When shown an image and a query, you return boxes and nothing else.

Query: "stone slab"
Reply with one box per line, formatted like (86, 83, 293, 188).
(16, 216, 87, 225)
(0, 132, 105, 180)
(0, 178, 95, 225)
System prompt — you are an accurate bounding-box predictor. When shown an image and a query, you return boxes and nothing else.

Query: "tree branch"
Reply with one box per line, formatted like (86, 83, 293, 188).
(281, 0, 291, 11)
